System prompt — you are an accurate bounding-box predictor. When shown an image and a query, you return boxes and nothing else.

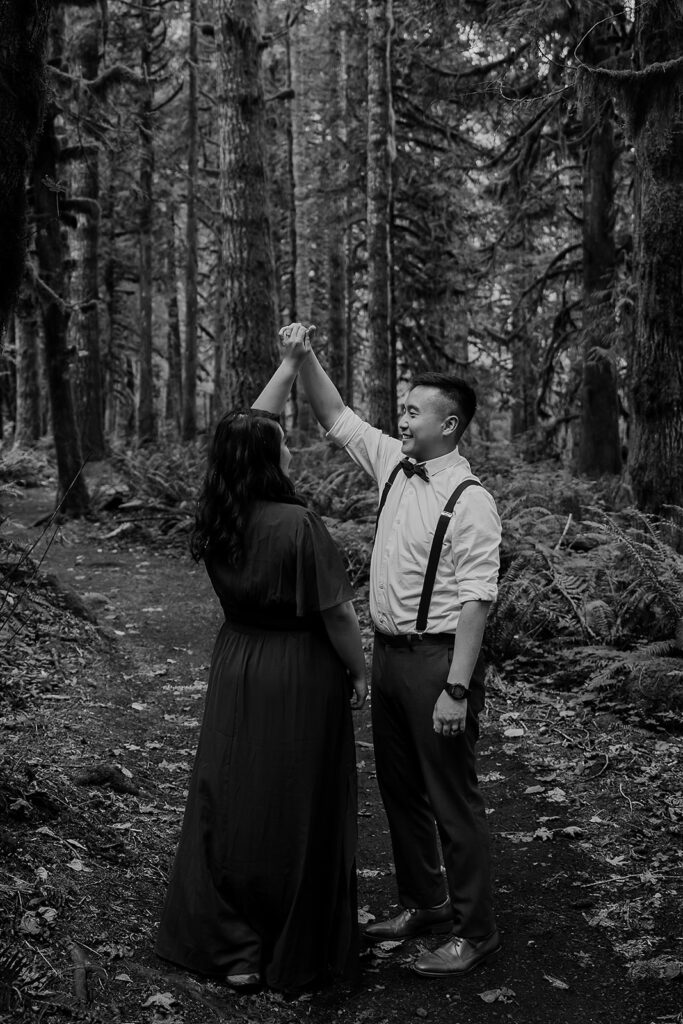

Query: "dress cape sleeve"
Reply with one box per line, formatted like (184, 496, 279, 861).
(295, 511, 354, 615)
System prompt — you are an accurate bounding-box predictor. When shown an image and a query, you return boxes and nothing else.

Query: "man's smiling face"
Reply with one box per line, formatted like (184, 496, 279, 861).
(398, 386, 459, 463)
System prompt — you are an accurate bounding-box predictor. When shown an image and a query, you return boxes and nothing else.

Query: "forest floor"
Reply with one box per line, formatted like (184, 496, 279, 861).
(1, 465, 682, 1024)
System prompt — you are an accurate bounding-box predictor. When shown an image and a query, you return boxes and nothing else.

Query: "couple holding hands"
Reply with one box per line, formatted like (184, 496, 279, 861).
(155, 323, 502, 994)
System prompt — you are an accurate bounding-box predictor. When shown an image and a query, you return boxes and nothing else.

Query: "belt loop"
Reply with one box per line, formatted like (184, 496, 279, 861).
(406, 633, 414, 650)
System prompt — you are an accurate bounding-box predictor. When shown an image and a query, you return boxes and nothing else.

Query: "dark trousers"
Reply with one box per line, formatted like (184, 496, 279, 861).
(371, 636, 496, 940)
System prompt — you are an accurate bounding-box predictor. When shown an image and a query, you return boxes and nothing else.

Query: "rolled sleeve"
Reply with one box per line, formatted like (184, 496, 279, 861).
(326, 406, 401, 485)
(450, 488, 501, 604)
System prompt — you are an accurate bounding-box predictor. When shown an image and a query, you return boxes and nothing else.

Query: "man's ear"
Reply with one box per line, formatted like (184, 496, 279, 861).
(443, 415, 459, 438)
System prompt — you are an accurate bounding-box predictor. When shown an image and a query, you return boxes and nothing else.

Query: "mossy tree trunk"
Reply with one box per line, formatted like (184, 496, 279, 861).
(137, 0, 156, 445)
(14, 282, 42, 445)
(182, 0, 199, 441)
(577, 11, 621, 477)
(0, 0, 51, 341)
(74, 4, 106, 458)
(217, 0, 278, 410)
(366, 0, 395, 432)
(628, 2, 683, 512)
(326, 0, 350, 404)
(33, 111, 90, 516)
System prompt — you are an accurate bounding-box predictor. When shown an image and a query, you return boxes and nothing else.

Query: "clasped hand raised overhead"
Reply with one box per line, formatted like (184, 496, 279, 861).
(279, 322, 316, 364)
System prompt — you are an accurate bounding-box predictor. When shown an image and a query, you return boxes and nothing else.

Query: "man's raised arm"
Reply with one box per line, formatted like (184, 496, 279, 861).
(281, 323, 346, 431)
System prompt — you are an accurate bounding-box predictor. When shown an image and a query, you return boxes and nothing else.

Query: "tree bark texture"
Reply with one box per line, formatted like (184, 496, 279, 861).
(0, 0, 51, 340)
(577, 12, 621, 477)
(217, 0, 278, 411)
(14, 282, 42, 445)
(137, 1, 156, 444)
(366, 0, 395, 432)
(182, 0, 199, 440)
(628, 1, 683, 513)
(165, 203, 183, 432)
(74, 5, 106, 458)
(326, 1, 350, 404)
(33, 110, 90, 516)
(212, 223, 228, 425)
(285, 7, 315, 436)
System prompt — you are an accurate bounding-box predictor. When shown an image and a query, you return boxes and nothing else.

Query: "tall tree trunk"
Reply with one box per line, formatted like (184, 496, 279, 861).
(217, 0, 278, 409)
(212, 224, 228, 424)
(285, 5, 314, 435)
(165, 203, 183, 432)
(137, 1, 156, 445)
(366, 0, 395, 431)
(0, 0, 51, 340)
(326, 0, 350, 402)
(628, 2, 683, 512)
(182, 0, 199, 440)
(14, 282, 42, 445)
(102, 157, 119, 440)
(75, 5, 106, 458)
(577, 13, 621, 476)
(33, 108, 90, 515)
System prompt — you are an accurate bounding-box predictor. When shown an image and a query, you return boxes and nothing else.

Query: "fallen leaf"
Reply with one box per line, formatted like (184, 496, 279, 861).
(358, 907, 375, 925)
(142, 992, 177, 1010)
(504, 727, 525, 738)
(525, 785, 545, 795)
(374, 940, 404, 957)
(544, 974, 569, 989)
(479, 987, 515, 1003)
(18, 912, 42, 936)
(131, 702, 148, 711)
(533, 827, 554, 842)
(67, 859, 91, 873)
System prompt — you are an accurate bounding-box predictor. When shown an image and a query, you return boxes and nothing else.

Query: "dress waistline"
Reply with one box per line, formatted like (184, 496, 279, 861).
(224, 614, 322, 634)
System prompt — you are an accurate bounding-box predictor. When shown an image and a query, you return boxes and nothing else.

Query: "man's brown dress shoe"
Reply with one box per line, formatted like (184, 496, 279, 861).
(412, 930, 501, 977)
(364, 901, 453, 941)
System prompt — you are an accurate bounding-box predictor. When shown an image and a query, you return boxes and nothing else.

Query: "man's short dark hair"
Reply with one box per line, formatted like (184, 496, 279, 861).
(410, 372, 477, 437)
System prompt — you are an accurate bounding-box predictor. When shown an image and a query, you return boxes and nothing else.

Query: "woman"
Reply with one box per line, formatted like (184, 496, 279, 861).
(156, 353, 367, 993)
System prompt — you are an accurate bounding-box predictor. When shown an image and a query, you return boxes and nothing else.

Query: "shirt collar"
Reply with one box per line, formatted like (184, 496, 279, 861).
(420, 447, 467, 477)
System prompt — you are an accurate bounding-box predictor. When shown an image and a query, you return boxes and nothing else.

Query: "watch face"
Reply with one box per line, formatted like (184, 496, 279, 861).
(447, 684, 468, 700)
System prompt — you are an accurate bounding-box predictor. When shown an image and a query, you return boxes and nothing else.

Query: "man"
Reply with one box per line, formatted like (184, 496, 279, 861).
(281, 323, 501, 978)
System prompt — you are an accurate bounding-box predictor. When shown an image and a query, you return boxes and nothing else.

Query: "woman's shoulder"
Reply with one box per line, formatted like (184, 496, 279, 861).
(254, 499, 315, 526)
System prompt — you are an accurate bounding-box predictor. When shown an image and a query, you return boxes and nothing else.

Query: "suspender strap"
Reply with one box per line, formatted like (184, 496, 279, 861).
(373, 462, 403, 540)
(415, 478, 481, 634)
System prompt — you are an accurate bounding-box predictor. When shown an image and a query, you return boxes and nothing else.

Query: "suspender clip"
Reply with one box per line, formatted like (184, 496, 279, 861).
(440, 510, 453, 519)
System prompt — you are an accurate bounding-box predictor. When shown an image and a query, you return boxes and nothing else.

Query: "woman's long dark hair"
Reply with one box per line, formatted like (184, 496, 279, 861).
(190, 410, 302, 565)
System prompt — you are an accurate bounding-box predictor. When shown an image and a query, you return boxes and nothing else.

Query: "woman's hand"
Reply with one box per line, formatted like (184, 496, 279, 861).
(349, 672, 368, 710)
(279, 322, 315, 366)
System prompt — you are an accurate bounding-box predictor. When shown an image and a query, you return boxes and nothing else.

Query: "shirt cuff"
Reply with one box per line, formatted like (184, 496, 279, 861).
(326, 406, 363, 447)
(458, 583, 498, 604)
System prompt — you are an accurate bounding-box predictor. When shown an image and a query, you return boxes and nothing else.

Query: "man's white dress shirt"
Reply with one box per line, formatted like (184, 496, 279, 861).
(327, 407, 501, 636)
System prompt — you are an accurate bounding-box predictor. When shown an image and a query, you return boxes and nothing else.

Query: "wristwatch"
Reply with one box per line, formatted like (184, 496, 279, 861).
(444, 683, 469, 701)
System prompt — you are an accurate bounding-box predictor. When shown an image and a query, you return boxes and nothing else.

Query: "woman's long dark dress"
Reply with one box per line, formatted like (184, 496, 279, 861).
(156, 502, 359, 991)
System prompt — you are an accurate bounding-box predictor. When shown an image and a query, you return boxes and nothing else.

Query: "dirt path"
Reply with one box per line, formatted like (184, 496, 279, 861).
(1, 482, 681, 1024)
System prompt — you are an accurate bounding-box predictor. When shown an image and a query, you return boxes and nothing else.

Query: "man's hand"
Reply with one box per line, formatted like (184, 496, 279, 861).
(279, 322, 315, 366)
(433, 691, 467, 738)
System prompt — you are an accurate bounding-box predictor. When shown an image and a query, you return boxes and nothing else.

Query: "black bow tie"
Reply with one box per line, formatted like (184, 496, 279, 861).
(400, 459, 429, 482)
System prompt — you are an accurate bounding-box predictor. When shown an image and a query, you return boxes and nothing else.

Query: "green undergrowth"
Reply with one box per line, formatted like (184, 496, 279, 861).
(5, 439, 683, 728)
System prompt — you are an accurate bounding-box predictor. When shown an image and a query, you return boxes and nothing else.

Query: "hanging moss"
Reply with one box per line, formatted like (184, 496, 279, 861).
(577, 56, 683, 140)
(0, 1, 51, 342)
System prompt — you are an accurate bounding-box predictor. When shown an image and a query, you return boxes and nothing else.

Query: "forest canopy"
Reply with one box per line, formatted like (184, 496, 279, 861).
(0, 0, 682, 518)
